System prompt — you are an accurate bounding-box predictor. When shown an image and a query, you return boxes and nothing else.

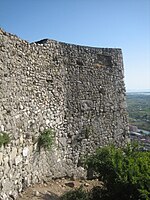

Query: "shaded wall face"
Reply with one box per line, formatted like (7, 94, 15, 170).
(0, 29, 128, 199)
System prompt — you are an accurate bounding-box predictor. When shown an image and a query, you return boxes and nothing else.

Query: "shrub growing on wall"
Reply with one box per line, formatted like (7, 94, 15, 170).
(37, 128, 55, 151)
(0, 132, 10, 147)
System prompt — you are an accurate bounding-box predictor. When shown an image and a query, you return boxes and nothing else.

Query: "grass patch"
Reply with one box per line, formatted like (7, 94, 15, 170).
(0, 132, 10, 147)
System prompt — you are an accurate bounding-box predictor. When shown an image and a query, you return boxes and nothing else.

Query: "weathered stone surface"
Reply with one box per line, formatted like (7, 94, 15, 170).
(15, 155, 22, 165)
(1, 178, 13, 192)
(0, 28, 129, 199)
(10, 147, 18, 160)
(23, 147, 29, 157)
(0, 152, 3, 165)
(33, 190, 40, 197)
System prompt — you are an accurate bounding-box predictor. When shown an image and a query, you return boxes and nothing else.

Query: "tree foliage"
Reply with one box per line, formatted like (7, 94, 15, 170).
(86, 144, 150, 200)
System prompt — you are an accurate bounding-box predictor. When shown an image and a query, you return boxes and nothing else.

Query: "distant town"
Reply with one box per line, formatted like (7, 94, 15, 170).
(127, 92, 150, 151)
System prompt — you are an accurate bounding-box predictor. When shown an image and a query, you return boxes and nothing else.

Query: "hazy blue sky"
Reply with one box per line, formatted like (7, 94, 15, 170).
(0, 0, 150, 91)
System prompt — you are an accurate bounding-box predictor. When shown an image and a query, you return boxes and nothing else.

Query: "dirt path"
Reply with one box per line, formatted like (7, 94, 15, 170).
(17, 179, 101, 200)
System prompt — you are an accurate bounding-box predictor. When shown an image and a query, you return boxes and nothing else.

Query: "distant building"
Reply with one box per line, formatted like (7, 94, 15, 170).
(129, 125, 138, 133)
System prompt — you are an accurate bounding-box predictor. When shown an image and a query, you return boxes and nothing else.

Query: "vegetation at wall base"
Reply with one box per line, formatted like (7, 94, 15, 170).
(37, 128, 55, 151)
(61, 143, 150, 200)
(61, 186, 88, 200)
(0, 132, 10, 147)
(86, 143, 150, 200)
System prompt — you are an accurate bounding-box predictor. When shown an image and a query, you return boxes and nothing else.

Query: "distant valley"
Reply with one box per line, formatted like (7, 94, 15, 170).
(126, 92, 150, 133)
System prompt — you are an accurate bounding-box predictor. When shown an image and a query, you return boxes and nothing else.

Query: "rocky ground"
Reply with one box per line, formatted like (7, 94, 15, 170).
(17, 178, 102, 200)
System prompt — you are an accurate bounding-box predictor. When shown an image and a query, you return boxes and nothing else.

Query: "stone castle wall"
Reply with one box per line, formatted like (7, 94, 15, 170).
(0, 28, 129, 199)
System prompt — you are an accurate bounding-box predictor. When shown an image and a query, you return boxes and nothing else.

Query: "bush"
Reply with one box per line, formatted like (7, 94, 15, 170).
(86, 144, 150, 200)
(88, 186, 108, 200)
(0, 132, 10, 147)
(37, 128, 55, 151)
(61, 186, 88, 200)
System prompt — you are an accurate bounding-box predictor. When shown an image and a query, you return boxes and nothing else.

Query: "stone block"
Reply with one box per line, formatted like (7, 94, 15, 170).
(10, 147, 17, 160)
(4, 156, 9, 166)
(2, 178, 13, 192)
(15, 155, 22, 165)
(23, 147, 29, 157)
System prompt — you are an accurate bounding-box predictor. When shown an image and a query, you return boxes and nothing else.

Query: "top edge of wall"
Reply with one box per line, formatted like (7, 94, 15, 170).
(0, 27, 122, 52)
